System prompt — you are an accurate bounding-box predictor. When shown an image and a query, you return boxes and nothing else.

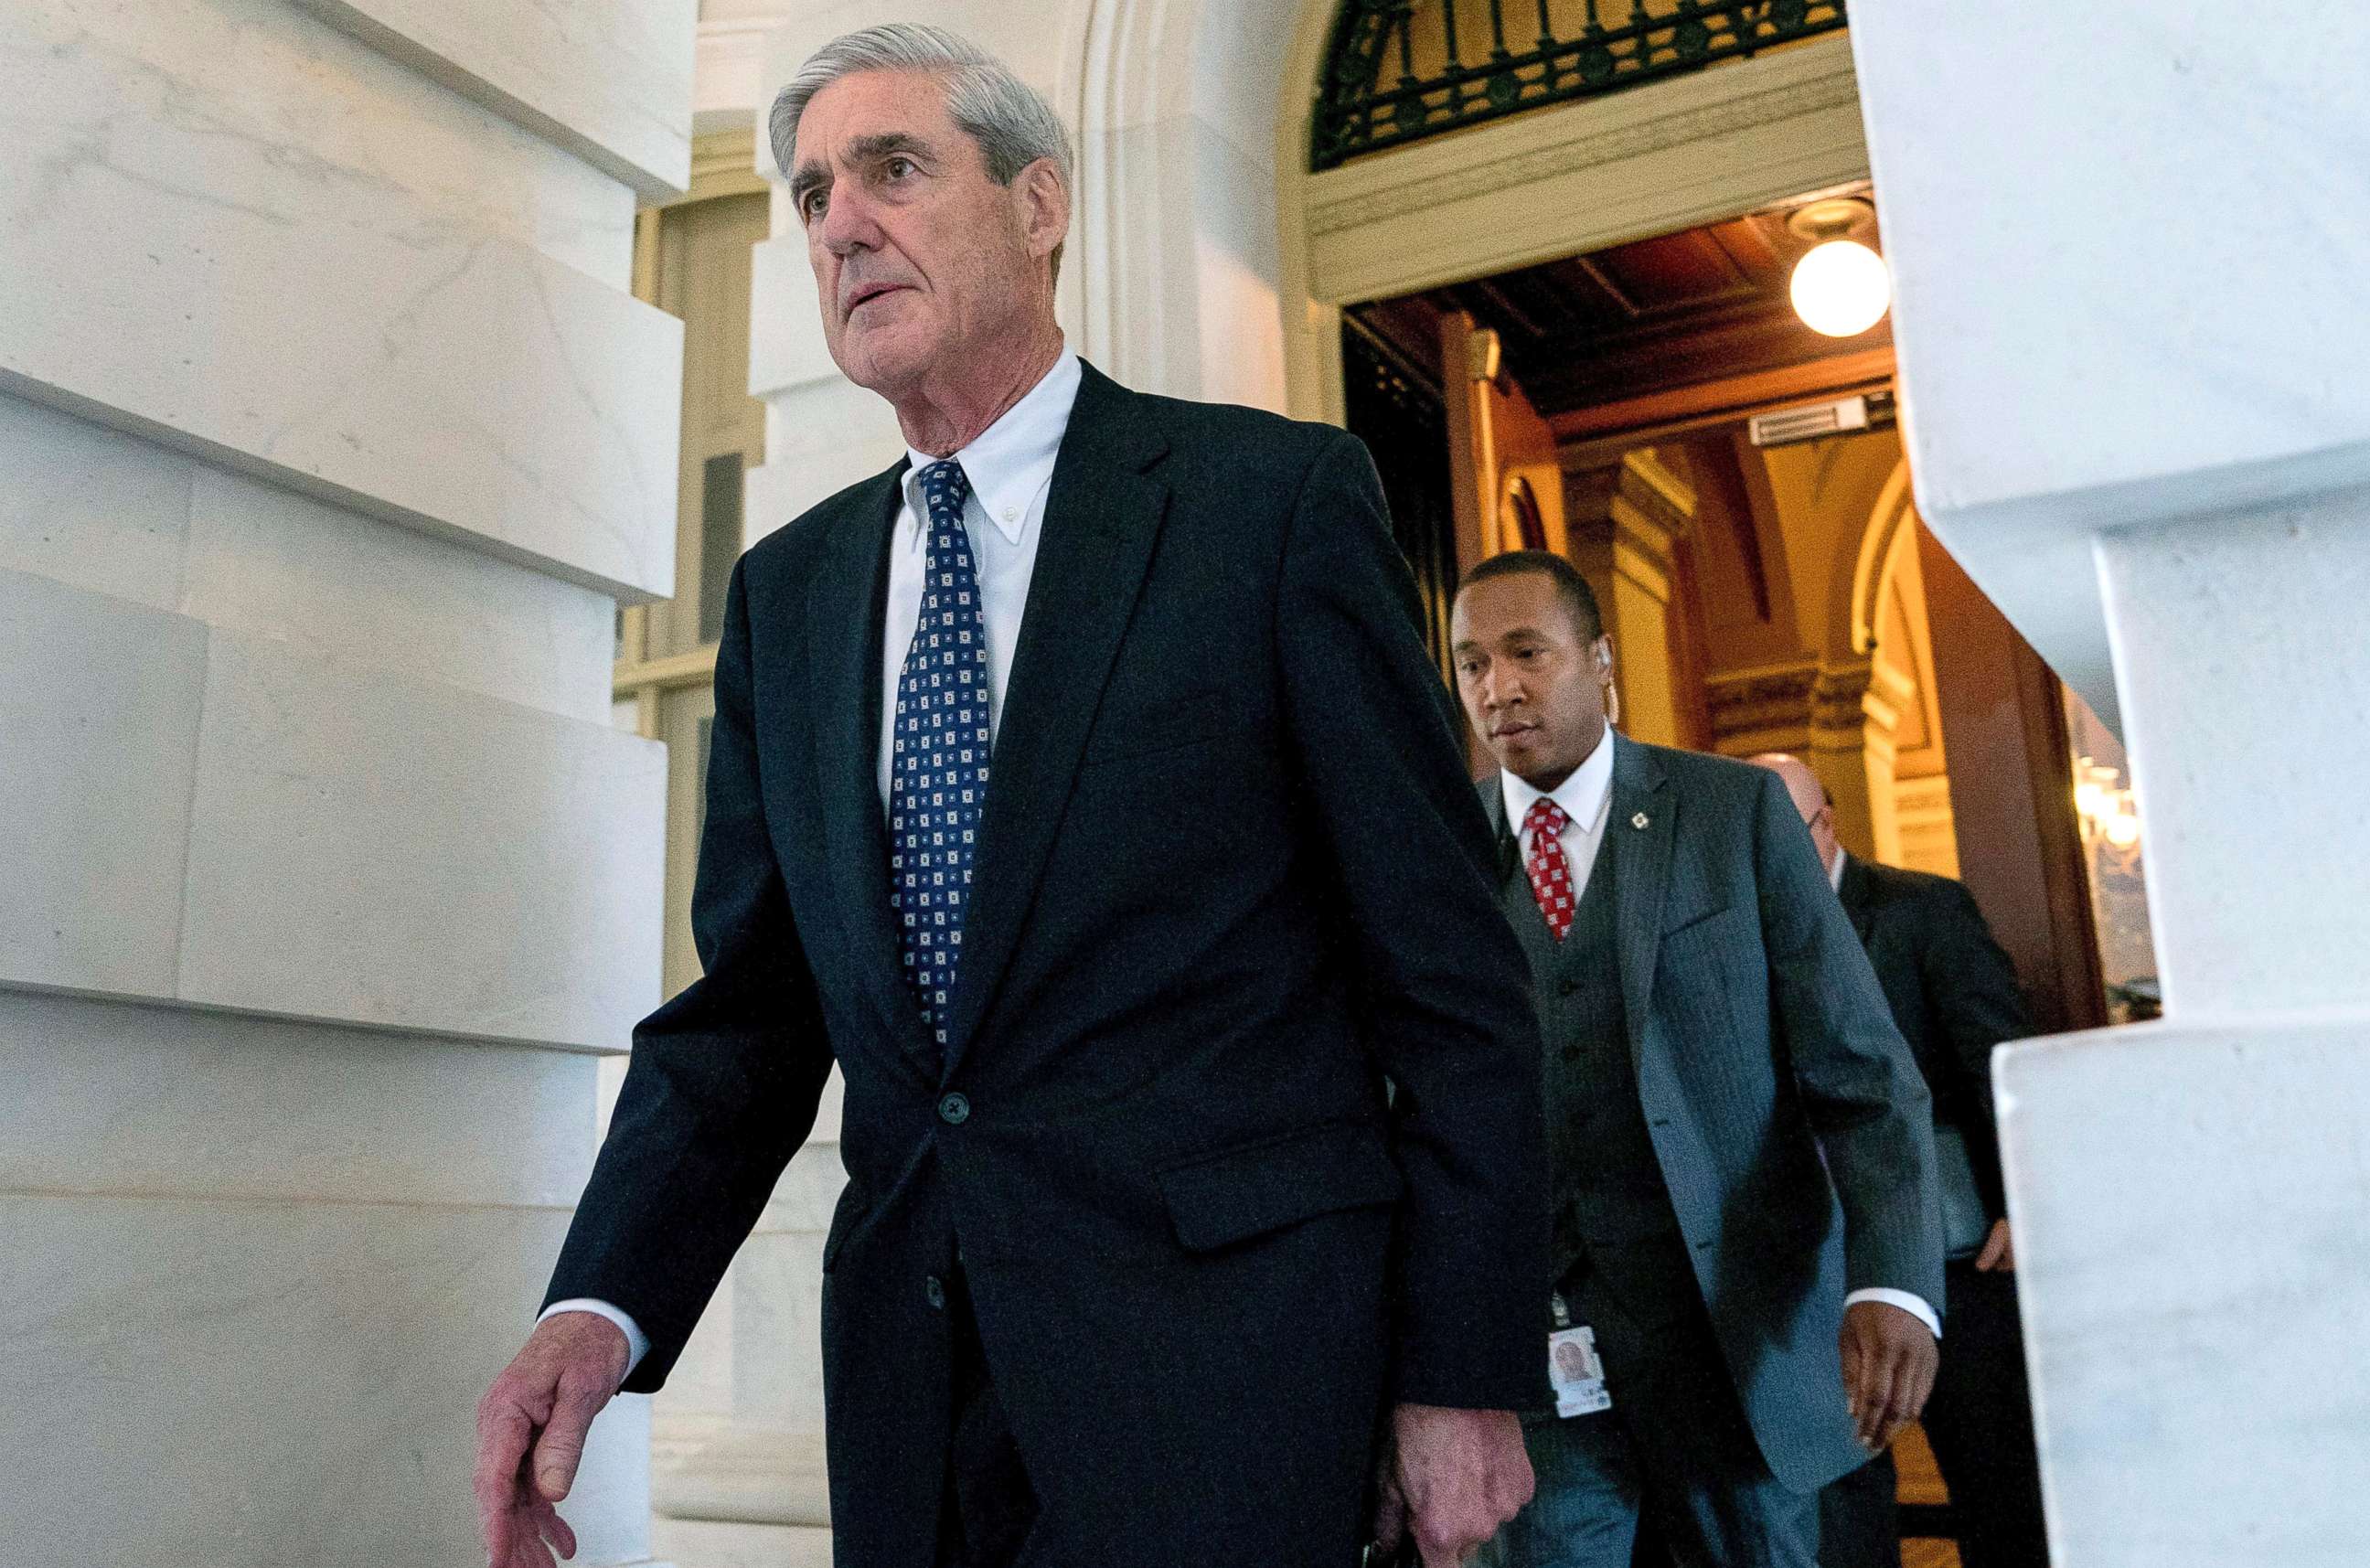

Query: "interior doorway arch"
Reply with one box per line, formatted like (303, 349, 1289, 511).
(1062, 0, 1873, 424)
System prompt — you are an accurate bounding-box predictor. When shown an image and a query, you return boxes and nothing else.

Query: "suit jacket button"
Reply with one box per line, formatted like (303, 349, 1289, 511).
(938, 1092, 971, 1125)
(924, 1275, 946, 1310)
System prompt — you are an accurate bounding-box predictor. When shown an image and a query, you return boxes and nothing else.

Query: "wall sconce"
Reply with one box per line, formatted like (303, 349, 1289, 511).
(2075, 757, 2143, 853)
(1787, 197, 1891, 338)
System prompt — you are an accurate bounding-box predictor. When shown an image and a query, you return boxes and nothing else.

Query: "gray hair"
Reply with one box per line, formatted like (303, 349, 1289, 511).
(769, 24, 1073, 280)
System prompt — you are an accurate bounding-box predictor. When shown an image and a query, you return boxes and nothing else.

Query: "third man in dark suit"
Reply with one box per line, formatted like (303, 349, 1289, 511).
(1752, 755, 2052, 1568)
(1451, 551, 1946, 1568)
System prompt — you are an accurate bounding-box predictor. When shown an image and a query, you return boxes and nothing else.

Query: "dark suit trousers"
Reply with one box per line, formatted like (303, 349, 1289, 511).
(1817, 1261, 2050, 1568)
(938, 1267, 1039, 1568)
(1480, 1241, 1818, 1568)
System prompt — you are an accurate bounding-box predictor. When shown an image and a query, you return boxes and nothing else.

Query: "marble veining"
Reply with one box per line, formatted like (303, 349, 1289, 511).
(292, 0, 697, 199)
(1999, 1020, 2370, 1567)
(2, 0, 678, 601)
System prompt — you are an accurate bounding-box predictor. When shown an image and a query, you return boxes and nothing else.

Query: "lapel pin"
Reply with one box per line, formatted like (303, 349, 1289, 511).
(1632, 812, 1650, 830)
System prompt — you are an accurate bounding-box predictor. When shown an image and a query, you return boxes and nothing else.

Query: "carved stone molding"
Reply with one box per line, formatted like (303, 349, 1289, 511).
(1704, 657, 1820, 752)
(1810, 656, 1877, 740)
(1704, 654, 1883, 755)
(1307, 63, 1861, 237)
(1616, 450, 1699, 541)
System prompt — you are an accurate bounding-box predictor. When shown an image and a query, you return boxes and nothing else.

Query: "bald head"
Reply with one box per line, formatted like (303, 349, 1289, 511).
(1748, 753, 1841, 873)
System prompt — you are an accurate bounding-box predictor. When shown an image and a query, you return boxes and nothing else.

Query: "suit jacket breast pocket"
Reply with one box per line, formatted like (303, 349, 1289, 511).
(1660, 900, 1739, 940)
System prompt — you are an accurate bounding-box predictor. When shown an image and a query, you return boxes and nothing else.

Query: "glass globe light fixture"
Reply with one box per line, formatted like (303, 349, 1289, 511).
(1790, 239, 1892, 337)
(1784, 196, 1891, 338)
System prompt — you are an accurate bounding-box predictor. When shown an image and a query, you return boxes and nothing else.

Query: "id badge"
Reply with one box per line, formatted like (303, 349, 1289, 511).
(1548, 1325, 1612, 1417)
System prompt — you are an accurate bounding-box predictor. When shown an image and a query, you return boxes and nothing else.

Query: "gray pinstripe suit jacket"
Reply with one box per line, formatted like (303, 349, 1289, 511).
(1484, 733, 1945, 1492)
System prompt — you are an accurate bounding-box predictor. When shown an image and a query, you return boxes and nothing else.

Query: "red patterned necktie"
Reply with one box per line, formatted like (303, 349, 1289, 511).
(1523, 796, 1575, 942)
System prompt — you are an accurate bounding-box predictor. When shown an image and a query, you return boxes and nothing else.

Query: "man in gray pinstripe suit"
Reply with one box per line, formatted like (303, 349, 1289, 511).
(1449, 551, 1946, 1568)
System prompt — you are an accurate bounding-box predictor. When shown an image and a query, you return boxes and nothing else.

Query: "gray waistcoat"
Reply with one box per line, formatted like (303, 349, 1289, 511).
(1500, 826, 1683, 1286)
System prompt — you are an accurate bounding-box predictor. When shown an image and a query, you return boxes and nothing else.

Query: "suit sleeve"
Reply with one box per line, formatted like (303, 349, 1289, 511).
(1918, 880, 2033, 1220)
(1274, 431, 1552, 1411)
(1751, 773, 1947, 1310)
(541, 559, 837, 1393)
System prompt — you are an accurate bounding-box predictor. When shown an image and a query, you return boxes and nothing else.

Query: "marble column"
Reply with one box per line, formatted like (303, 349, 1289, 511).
(0, 0, 690, 1562)
(1850, 6, 2370, 1563)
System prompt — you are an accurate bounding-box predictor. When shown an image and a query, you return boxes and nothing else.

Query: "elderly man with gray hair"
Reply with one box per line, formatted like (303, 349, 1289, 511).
(474, 24, 1551, 1568)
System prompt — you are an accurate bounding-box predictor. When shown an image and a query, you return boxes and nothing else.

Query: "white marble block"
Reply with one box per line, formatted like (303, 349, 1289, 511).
(182, 465, 618, 725)
(1848, 2, 2370, 729)
(176, 631, 666, 1050)
(0, 390, 195, 611)
(0, 1190, 654, 1567)
(1999, 1019, 2370, 1568)
(2094, 494, 2370, 1017)
(292, 0, 699, 198)
(2, 0, 682, 602)
(0, 570, 208, 997)
(747, 383, 902, 546)
(0, 991, 603, 1207)
(748, 236, 841, 401)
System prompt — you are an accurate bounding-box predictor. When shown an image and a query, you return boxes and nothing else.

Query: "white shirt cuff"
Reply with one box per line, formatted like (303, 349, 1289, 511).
(1845, 1287, 1941, 1340)
(539, 1298, 650, 1381)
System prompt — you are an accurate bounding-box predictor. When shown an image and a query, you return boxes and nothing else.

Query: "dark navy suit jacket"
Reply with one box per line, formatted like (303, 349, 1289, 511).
(1838, 852, 2032, 1222)
(546, 364, 1550, 1567)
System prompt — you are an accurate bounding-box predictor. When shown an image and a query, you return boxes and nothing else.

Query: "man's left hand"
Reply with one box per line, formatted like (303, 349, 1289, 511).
(1839, 1300, 1938, 1451)
(1370, 1403, 1533, 1565)
(1974, 1218, 2014, 1273)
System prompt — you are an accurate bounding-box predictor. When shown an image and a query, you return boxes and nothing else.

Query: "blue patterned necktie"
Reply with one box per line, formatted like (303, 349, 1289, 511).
(890, 459, 992, 1057)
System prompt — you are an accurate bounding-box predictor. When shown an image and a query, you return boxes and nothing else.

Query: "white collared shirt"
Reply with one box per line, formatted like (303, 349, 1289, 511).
(1499, 722, 1617, 899)
(1502, 731, 1940, 1342)
(876, 348, 1082, 809)
(543, 352, 1084, 1383)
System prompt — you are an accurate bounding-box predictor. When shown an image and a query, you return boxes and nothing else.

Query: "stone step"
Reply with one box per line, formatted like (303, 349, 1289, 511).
(652, 1516, 833, 1568)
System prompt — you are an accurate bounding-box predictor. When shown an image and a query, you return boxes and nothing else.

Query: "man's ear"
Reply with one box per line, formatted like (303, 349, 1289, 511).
(1017, 158, 1069, 265)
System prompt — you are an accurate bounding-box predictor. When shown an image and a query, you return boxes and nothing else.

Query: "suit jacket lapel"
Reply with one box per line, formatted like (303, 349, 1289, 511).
(1609, 734, 1674, 1069)
(806, 460, 939, 1068)
(942, 365, 1172, 1071)
(1479, 777, 1518, 887)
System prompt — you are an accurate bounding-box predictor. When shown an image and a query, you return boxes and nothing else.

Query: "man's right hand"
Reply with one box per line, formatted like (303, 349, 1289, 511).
(1370, 1403, 1534, 1565)
(475, 1311, 631, 1567)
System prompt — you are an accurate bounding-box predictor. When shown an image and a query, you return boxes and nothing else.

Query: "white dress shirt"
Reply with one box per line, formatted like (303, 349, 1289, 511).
(1498, 731, 1939, 1341)
(1500, 723, 1618, 897)
(545, 350, 1084, 1381)
(875, 348, 1081, 808)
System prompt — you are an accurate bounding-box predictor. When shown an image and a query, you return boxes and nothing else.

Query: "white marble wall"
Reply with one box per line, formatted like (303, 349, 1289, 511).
(291, 0, 699, 197)
(1849, 5, 2370, 1563)
(4, 0, 681, 600)
(0, 0, 689, 1561)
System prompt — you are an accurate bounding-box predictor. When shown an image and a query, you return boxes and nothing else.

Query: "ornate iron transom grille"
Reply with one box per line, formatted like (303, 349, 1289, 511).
(1313, 0, 1848, 170)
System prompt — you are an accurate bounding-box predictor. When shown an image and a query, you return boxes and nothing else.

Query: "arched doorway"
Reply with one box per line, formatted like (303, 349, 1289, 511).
(1062, 0, 2142, 1040)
